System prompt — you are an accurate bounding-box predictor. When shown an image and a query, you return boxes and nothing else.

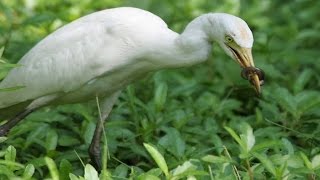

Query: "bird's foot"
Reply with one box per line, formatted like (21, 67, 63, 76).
(89, 143, 102, 171)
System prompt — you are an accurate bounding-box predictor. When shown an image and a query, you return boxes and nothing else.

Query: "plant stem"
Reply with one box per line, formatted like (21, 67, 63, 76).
(246, 159, 253, 180)
(223, 146, 241, 180)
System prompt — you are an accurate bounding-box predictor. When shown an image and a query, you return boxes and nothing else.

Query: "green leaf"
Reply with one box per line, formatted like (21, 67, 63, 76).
(281, 138, 294, 155)
(46, 129, 58, 151)
(0, 160, 24, 169)
(253, 152, 276, 176)
(296, 91, 320, 114)
(278, 161, 288, 179)
(143, 143, 169, 177)
(240, 123, 255, 152)
(296, 29, 320, 41)
(5, 145, 16, 162)
(251, 140, 280, 152)
(299, 152, 312, 170)
(224, 126, 246, 152)
(0, 47, 4, 58)
(83, 121, 96, 144)
(288, 153, 304, 168)
(172, 171, 208, 180)
(23, 164, 35, 179)
(25, 124, 49, 148)
(311, 154, 320, 169)
(0, 62, 19, 68)
(158, 127, 185, 157)
(137, 174, 161, 180)
(84, 164, 99, 180)
(154, 82, 168, 111)
(58, 135, 80, 146)
(293, 69, 313, 94)
(273, 87, 297, 115)
(0, 165, 15, 176)
(114, 164, 129, 178)
(0, 137, 8, 143)
(171, 160, 200, 178)
(69, 173, 81, 180)
(45, 157, 59, 180)
(201, 155, 231, 164)
(59, 159, 73, 180)
(145, 168, 162, 176)
(287, 154, 304, 169)
(22, 13, 56, 25)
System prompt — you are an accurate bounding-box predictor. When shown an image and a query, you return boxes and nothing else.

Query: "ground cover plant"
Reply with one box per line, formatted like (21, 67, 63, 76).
(0, 0, 319, 179)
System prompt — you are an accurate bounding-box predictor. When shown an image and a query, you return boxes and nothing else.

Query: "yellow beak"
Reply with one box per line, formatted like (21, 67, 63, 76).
(228, 46, 264, 95)
(248, 71, 262, 94)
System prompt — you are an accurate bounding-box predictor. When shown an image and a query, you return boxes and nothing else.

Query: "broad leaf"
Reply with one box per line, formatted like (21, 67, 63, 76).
(158, 127, 185, 157)
(253, 152, 276, 176)
(84, 164, 99, 180)
(143, 143, 169, 177)
(45, 157, 59, 180)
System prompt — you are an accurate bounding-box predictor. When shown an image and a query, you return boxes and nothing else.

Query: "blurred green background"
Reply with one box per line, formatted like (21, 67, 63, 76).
(0, 0, 319, 179)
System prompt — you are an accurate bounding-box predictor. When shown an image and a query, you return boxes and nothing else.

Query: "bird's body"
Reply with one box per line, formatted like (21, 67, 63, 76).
(1, 8, 168, 110)
(0, 7, 264, 169)
(0, 7, 211, 115)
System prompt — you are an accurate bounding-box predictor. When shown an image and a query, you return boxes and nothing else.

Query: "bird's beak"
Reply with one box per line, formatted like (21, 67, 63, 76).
(249, 72, 262, 94)
(228, 46, 264, 95)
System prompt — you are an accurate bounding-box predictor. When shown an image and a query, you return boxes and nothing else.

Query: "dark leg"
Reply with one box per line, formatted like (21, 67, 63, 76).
(89, 117, 104, 171)
(89, 91, 121, 170)
(0, 94, 58, 136)
(0, 108, 34, 136)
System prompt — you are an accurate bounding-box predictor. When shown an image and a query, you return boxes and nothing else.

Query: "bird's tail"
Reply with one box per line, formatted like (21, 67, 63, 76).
(0, 101, 31, 120)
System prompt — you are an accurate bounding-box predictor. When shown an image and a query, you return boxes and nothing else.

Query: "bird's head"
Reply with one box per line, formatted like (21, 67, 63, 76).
(207, 13, 264, 94)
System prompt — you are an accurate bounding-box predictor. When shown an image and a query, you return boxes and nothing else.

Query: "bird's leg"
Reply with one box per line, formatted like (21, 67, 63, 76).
(0, 108, 34, 136)
(89, 91, 121, 171)
(0, 94, 58, 137)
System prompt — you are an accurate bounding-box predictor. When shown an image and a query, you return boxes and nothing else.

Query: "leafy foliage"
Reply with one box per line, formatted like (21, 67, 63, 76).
(0, 0, 319, 179)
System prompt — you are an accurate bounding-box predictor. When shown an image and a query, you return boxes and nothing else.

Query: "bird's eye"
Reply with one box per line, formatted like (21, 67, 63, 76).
(225, 36, 233, 43)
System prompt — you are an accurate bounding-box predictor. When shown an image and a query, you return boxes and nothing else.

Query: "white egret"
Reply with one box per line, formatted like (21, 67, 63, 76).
(0, 7, 264, 169)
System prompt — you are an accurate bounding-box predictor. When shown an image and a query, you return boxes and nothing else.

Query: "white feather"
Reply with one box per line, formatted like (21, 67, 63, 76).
(0, 7, 253, 109)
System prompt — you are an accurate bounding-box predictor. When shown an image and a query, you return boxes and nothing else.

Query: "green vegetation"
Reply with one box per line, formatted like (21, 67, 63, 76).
(0, 0, 320, 179)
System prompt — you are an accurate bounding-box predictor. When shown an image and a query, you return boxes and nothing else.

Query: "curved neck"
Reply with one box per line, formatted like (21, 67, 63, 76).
(176, 15, 213, 64)
(151, 15, 214, 69)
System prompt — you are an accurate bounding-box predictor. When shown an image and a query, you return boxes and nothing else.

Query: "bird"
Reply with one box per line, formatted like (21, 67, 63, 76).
(0, 7, 264, 170)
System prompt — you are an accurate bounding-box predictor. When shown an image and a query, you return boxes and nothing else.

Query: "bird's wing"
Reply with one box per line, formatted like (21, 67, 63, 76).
(0, 7, 169, 109)
(0, 19, 130, 108)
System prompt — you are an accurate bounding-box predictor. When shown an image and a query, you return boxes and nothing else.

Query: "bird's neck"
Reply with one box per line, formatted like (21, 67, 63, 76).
(153, 15, 214, 69)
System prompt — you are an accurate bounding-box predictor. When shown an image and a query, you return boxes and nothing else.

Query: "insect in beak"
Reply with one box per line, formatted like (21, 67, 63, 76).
(227, 45, 265, 95)
(241, 67, 265, 95)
